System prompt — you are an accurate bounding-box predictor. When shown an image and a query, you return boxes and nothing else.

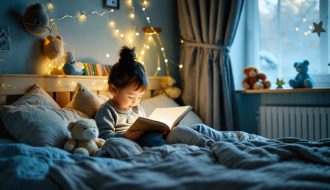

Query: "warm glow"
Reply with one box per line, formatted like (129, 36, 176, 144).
(78, 12, 87, 22)
(164, 59, 168, 63)
(47, 3, 54, 11)
(109, 21, 115, 27)
(130, 13, 135, 19)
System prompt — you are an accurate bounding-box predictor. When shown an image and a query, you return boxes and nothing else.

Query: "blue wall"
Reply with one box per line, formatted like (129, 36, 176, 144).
(0, 0, 180, 80)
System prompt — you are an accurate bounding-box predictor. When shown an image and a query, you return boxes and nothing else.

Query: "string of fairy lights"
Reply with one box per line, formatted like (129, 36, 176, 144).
(45, 0, 183, 76)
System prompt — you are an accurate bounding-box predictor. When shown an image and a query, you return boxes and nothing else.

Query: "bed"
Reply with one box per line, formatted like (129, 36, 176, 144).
(0, 74, 330, 190)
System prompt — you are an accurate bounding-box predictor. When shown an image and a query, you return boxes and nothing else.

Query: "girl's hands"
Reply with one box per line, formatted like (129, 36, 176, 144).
(124, 130, 144, 141)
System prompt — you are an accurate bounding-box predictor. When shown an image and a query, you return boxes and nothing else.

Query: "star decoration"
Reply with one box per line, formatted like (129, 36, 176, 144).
(312, 21, 326, 37)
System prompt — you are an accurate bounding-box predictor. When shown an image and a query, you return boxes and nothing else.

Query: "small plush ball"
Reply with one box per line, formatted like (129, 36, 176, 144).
(22, 3, 49, 36)
(42, 35, 64, 60)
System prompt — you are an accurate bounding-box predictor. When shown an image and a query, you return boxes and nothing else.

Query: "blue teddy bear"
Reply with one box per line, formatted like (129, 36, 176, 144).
(289, 60, 314, 88)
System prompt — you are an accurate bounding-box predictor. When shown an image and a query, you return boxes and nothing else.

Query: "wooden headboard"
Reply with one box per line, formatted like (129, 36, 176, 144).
(0, 74, 170, 107)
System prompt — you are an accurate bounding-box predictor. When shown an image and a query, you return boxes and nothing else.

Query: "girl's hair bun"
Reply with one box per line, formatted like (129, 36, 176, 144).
(119, 46, 136, 64)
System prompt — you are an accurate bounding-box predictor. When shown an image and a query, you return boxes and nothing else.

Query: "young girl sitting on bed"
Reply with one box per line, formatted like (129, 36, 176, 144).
(95, 46, 265, 148)
(94, 46, 166, 147)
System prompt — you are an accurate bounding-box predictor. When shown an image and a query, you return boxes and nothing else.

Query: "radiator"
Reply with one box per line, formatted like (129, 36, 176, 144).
(259, 106, 330, 140)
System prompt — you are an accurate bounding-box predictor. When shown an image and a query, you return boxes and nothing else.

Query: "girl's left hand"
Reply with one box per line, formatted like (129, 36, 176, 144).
(124, 130, 144, 141)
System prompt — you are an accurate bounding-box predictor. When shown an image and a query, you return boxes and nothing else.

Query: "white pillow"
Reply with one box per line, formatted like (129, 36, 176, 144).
(140, 94, 203, 127)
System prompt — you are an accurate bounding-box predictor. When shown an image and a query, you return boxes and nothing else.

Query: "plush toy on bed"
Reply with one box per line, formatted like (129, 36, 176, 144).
(289, 60, 314, 88)
(62, 52, 85, 75)
(242, 67, 271, 89)
(64, 118, 105, 156)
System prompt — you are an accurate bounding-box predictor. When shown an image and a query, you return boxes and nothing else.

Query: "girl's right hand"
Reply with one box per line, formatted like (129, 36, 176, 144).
(124, 130, 144, 141)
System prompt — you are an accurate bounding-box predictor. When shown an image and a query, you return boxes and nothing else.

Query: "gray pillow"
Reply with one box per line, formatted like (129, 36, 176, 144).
(65, 83, 108, 118)
(95, 138, 143, 159)
(0, 105, 81, 147)
(11, 84, 60, 108)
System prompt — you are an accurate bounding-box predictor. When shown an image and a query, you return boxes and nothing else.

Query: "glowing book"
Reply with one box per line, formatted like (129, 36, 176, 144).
(128, 106, 192, 132)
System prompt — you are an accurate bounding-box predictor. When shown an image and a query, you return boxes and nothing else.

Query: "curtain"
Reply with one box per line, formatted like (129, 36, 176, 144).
(177, 0, 244, 131)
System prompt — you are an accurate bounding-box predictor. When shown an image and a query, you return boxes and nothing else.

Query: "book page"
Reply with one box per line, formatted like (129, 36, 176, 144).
(148, 106, 192, 129)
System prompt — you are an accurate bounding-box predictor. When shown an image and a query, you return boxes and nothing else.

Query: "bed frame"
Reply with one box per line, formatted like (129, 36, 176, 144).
(0, 74, 170, 107)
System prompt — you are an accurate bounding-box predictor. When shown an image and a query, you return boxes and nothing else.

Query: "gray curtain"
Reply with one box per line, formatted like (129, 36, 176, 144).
(178, 0, 244, 131)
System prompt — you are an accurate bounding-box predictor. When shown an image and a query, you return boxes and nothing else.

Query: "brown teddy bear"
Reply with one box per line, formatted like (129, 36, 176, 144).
(42, 35, 64, 60)
(64, 118, 105, 156)
(242, 67, 271, 90)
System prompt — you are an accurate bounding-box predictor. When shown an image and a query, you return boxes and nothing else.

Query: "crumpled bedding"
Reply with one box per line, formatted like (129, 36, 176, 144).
(1, 134, 330, 190)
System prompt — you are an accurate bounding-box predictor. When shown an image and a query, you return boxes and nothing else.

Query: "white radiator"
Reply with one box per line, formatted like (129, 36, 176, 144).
(259, 106, 330, 140)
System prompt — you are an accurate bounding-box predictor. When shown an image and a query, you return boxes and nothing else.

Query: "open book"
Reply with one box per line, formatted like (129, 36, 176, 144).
(128, 106, 192, 132)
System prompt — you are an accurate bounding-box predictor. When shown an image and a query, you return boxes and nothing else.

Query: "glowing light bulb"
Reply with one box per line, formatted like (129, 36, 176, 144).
(157, 67, 161, 71)
(180, 40, 184, 43)
(115, 29, 120, 33)
(295, 27, 299, 32)
(141, 51, 145, 55)
(120, 34, 124, 38)
(109, 21, 115, 27)
(164, 59, 168, 63)
(148, 36, 152, 41)
(78, 12, 87, 22)
(106, 53, 110, 58)
(136, 32, 140, 36)
(142, 8, 146, 11)
(161, 47, 164, 51)
(179, 64, 183, 69)
(304, 31, 308, 36)
(146, 45, 150, 49)
(130, 13, 135, 19)
(47, 3, 54, 11)
(146, 17, 150, 21)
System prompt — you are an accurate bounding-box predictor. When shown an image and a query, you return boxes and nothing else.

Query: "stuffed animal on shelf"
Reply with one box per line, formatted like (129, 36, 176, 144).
(154, 76, 181, 99)
(289, 60, 314, 88)
(42, 35, 64, 60)
(22, 3, 49, 36)
(242, 67, 271, 90)
(64, 118, 105, 156)
(63, 52, 85, 75)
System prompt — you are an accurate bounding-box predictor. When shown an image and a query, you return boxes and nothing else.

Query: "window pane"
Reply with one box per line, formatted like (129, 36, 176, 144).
(259, 0, 323, 85)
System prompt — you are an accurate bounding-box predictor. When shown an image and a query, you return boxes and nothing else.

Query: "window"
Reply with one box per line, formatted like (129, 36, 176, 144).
(247, 0, 329, 88)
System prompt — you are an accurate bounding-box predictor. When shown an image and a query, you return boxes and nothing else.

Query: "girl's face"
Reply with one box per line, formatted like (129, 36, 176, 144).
(110, 83, 146, 110)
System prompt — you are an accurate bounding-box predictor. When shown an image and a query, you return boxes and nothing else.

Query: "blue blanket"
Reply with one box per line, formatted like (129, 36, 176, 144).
(1, 136, 330, 190)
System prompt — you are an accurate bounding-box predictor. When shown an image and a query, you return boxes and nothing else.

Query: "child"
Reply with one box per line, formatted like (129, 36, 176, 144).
(95, 46, 166, 147)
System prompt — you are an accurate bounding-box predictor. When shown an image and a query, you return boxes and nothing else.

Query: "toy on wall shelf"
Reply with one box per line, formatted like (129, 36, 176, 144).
(289, 60, 314, 88)
(276, 78, 285, 89)
(63, 52, 85, 75)
(42, 35, 64, 60)
(242, 67, 271, 90)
